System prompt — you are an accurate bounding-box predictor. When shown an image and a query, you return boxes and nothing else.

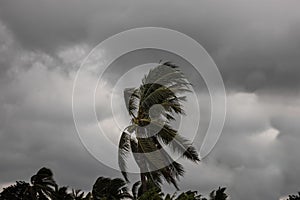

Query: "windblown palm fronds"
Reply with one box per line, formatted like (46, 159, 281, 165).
(118, 62, 200, 194)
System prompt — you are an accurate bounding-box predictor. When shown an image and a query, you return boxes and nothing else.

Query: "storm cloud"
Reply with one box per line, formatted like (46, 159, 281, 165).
(0, 0, 300, 199)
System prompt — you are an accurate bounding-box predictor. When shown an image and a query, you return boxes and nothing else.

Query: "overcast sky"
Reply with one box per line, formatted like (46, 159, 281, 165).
(0, 0, 300, 199)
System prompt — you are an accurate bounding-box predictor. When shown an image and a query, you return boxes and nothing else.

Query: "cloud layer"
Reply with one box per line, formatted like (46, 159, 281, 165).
(0, 1, 300, 199)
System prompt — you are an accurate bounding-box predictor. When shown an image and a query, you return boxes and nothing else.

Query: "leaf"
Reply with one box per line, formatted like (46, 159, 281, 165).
(118, 131, 132, 182)
(124, 88, 140, 117)
(131, 181, 141, 199)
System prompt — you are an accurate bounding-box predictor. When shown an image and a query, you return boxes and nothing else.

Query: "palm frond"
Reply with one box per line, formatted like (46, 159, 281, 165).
(153, 123, 200, 162)
(138, 137, 167, 170)
(118, 132, 131, 182)
(161, 96, 186, 115)
(138, 136, 186, 189)
(167, 134, 200, 162)
(141, 85, 176, 109)
(131, 181, 141, 199)
(92, 177, 131, 200)
(124, 88, 140, 117)
(142, 62, 189, 89)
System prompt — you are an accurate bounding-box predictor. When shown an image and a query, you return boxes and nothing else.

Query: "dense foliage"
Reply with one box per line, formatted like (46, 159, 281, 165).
(287, 192, 300, 200)
(1, 167, 298, 200)
(0, 167, 230, 200)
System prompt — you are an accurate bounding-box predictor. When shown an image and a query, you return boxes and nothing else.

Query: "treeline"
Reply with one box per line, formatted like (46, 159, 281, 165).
(0, 167, 225, 200)
(0, 167, 299, 200)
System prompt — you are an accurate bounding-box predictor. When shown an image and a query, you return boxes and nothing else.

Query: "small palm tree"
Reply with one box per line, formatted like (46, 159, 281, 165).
(118, 62, 200, 193)
(287, 192, 300, 200)
(92, 177, 132, 200)
(0, 167, 58, 200)
(30, 167, 57, 199)
(209, 187, 228, 200)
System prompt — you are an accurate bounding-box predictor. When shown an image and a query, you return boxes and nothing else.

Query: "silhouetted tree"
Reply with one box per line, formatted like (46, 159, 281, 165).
(174, 190, 202, 200)
(0, 181, 32, 200)
(92, 177, 132, 200)
(52, 186, 73, 200)
(0, 167, 58, 200)
(287, 192, 300, 200)
(137, 187, 164, 200)
(0, 168, 92, 200)
(0, 167, 233, 200)
(209, 187, 228, 200)
(118, 62, 199, 194)
(71, 189, 92, 200)
(30, 167, 57, 199)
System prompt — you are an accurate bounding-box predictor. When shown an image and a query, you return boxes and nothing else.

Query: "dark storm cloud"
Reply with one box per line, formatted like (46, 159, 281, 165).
(0, 22, 18, 78)
(1, 0, 300, 92)
(214, 22, 300, 93)
(0, 0, 89, 53)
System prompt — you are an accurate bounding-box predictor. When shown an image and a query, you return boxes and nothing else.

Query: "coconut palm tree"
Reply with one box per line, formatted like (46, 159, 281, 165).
(92, 177, 132, 200)
(287, 192, 300, 200)
(30, 167, 57, 199)
(208, 187, 228, 200)
(118, 62, 200, 194)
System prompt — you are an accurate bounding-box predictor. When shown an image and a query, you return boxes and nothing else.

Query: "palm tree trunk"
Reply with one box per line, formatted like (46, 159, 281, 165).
(140, 172, 147, 194)
(137, 127, 147, 194)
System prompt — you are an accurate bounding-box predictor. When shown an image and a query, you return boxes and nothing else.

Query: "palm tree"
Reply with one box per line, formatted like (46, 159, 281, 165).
(92, 176, 132, 200)
(287, 192, 300, 200)
(0, 168, 58, 200)
(0, 181, 32, 200)
(209, 187, 228, 200)
(118, 62, 200, 194)
(30, 167, 58, 199)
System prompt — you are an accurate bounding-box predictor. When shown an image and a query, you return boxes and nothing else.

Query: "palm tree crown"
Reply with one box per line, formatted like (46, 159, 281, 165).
(92, 177, 131, 200)
(118, 62, 200, 193)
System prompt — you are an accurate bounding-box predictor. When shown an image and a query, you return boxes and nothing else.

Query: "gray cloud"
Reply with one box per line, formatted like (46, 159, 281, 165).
(0, 50, 117, 190)
(1, 0, 300, 93)
(0, 1, 300, 199)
